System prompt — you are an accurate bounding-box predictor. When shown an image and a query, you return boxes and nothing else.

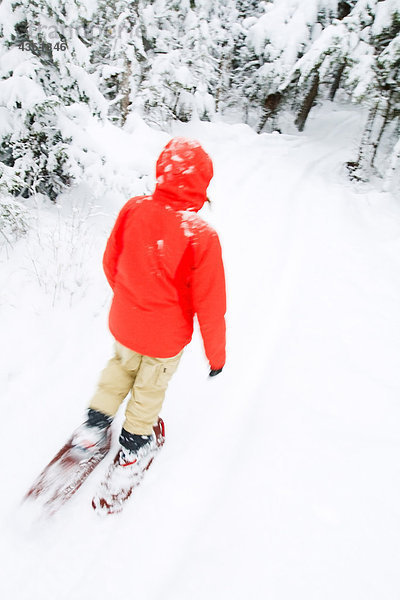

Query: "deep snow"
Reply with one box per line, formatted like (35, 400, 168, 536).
(1, 103, 400, 600)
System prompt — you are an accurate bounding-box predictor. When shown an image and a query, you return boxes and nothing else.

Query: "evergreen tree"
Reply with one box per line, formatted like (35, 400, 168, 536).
(127, 0, 240, 127)
(342, 0, 400, 181)
(132, 0, 194, 126)
(195, 0, 240, 112)
(0, 0, 108, 200)
(90, 0, 150, 125)
(241, 0, 344, 132)
(1, 0, 398, 200)
(243, 0, 399, 189)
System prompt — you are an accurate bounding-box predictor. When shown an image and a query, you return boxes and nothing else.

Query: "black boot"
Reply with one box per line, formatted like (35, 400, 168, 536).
(86, 408, 113, 430)
(72, 409, 112, 453)
(119, 428, 152, 453)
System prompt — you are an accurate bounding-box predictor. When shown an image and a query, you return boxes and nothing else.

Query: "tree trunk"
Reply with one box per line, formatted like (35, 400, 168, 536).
(120, 56, 132, 125)
(257, 92, 282, 133)
(295, 72, 319, 132)
(347, 100, 388, 181)
(383, 136, 400, 191)
(243, 102, 249, 125)
(356, 101, 379, 169)
(329, 62, 346, 101)
(371, 94, 392, 168)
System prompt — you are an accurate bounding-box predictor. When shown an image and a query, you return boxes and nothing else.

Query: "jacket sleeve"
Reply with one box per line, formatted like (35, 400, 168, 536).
(191, 231, 226, 370)
(103, 202, 130, 289)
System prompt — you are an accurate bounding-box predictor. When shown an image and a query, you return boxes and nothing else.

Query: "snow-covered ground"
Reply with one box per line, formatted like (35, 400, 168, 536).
(1, 103, 400, 600)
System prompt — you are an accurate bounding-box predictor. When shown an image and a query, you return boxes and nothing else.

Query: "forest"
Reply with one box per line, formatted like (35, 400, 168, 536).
(0, 0, 399, 229)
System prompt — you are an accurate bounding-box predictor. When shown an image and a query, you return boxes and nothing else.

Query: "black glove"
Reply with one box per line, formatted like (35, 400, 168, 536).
(209, 368, 223, 377)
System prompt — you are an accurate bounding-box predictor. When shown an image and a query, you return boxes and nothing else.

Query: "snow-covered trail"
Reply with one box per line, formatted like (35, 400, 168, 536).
(1, 104, 400, 600)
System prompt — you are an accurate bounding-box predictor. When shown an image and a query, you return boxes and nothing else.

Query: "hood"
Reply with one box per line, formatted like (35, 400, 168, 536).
(153, 137, 213, 212)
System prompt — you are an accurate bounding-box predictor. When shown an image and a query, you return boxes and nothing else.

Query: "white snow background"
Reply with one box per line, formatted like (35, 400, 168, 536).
(1, 102, 400, 599)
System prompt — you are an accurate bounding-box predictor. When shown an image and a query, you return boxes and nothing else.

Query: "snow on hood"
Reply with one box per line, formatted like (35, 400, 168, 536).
(153, 137, 213, 212)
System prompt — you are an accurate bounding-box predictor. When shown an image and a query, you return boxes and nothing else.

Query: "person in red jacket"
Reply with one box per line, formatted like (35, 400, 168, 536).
(74, 137, 226, 464)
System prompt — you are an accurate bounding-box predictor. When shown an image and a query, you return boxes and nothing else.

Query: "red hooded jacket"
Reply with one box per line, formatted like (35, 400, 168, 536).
(103, 137, 226, 370)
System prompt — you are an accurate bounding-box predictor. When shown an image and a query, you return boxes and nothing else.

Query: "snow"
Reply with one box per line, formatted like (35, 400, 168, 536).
(0, 48, 38, 77)
(247, 0, 320, 65)
(67, 64, 108, 116)
(372, 0, 400, 35)
(1, 103, 400, 599)
(0, 106, 13, 137)
(0, 76, 46, 109)
(0, 0, 22, 40)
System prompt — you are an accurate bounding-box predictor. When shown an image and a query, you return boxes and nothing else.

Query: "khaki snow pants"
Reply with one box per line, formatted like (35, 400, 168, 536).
(89, 341, 182, 435)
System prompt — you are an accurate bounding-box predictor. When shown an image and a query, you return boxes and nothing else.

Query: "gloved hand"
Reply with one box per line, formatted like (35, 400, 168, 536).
(209, 368, 223, 377)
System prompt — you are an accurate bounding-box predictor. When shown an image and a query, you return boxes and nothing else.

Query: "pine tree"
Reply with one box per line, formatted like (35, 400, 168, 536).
(229, 1, 263, 124)
(90, 0, 151, 125)
(343, 0, 400, 181)
(1, 0, 398, 200)
(126, 0, 240, 127)
(244, 0, 399, 189)
(241, 0, 345, 132)
(133, 1, 189, 126)
(196, 0, 240, 112)
(0, 0, 108, 200)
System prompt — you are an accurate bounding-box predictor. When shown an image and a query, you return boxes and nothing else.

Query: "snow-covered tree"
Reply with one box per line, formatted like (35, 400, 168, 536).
(239, 0, 399, 187)
(281, 0, 399, 183)
(90, 0, 151, 125)
(97, 0, 241, 128)
(241, 0, 347, 132)
(284, 2, 354, 131)
(344, 0, 400, 181)
(131, 0, 224, 126)
(1, 0, 398, 202)
(195, 0, 240, 113)
(0, 0, 107, 200)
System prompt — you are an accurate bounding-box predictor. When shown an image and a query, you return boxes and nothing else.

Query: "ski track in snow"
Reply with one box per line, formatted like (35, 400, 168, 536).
(1, 104, 400, 600)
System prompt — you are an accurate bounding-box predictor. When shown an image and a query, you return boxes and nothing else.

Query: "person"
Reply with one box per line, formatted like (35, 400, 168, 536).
(73, 137, 226, 467)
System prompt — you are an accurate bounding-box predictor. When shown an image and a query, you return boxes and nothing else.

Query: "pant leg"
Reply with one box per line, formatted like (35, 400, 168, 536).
(89, 342, 142, 418)
(123, 351, 182, 436)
